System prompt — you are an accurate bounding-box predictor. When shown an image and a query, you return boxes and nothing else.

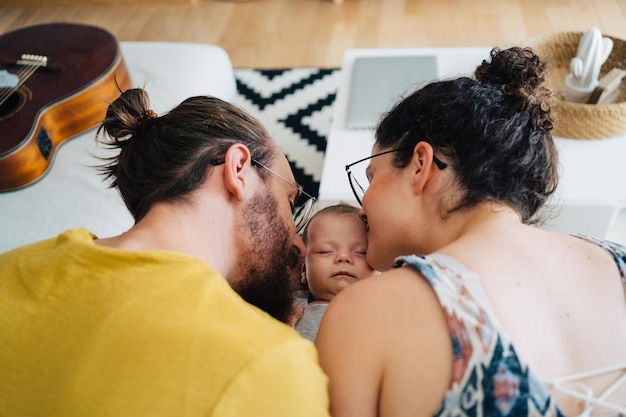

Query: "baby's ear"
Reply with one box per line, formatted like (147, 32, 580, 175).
(300, 262, 307, 285)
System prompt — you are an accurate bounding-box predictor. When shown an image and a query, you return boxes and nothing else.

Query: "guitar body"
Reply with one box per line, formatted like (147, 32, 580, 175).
(0, 23, 132, 191)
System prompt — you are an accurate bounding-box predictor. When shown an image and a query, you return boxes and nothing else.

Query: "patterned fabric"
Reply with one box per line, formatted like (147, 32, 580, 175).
(233, 68, 340, 197)
(394, 235, 626, 417)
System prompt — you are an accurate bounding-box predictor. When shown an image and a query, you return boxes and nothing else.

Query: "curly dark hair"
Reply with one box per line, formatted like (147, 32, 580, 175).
(375, 47, 559, 224)
(96, 88, 275, 222)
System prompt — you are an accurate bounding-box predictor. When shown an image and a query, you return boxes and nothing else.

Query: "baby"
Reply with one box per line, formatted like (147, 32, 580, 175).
(295, 202, 376, 342)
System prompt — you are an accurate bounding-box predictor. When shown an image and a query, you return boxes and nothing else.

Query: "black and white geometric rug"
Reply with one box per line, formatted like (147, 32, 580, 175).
(233, 68, 341, 197)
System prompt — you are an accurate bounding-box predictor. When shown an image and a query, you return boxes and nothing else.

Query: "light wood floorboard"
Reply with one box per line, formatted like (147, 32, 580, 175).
(2, 0, 626, 68)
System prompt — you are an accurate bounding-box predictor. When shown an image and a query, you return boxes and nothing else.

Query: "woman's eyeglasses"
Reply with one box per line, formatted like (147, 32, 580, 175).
(345, 148, 447, 206)
(212, 158, 316, 233)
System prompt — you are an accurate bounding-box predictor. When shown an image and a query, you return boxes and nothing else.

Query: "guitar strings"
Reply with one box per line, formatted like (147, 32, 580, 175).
(0, 64, 39, 105)
(0, 58, 47, 107)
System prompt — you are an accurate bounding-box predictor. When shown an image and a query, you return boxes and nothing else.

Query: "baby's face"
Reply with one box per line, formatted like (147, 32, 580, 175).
(303, 214, 375, 302)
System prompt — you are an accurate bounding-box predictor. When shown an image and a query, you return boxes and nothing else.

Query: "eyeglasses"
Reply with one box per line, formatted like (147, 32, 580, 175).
(345, 148, 447, 206)
(211, 157, 316, 233)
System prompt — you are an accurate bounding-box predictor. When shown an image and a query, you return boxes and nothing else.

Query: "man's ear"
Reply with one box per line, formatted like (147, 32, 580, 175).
(222, 144, 253, 201)
(410, 141, 436, 193)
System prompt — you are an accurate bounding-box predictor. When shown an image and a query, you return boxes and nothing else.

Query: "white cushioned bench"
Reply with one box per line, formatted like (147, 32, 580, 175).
(0, 42, 236, 252)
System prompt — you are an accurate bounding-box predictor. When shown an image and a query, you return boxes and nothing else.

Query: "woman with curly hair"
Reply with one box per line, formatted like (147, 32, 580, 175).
(316, 47, 626, 417)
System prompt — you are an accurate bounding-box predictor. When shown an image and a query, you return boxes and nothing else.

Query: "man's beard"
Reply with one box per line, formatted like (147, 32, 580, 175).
(230, 189, 299, 324)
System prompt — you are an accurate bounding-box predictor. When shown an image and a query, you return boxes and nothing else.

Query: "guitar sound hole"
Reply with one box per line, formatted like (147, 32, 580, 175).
(0, 87, 31, 121)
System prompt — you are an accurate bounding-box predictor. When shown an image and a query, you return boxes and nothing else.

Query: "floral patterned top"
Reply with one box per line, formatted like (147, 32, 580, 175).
(394, 235, 626, 417)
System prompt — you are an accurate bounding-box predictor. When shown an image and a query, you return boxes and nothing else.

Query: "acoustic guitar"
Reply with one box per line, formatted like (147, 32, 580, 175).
(0, 23, 132, 191)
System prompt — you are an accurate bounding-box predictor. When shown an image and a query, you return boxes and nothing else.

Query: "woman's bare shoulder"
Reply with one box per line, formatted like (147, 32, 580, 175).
(317, 265, 449, 354)
(316, 266, 452, 417)
(330, 266, 437, 308)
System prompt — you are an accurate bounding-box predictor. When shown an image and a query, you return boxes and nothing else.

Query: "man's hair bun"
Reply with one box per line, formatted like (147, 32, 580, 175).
(100, 88, 154, 142)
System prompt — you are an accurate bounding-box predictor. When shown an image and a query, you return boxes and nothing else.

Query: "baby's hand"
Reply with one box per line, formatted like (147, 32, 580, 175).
(288, 304, 304, 328)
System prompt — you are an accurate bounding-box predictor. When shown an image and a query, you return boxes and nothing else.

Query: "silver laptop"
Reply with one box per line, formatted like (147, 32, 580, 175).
(345, 55, 439, 130)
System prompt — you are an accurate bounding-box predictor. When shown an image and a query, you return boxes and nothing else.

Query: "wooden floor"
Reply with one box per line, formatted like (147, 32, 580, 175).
(2, 0, 626, 68)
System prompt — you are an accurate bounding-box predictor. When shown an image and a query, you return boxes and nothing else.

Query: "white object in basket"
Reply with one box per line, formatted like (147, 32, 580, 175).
(562, 27, 613, 103)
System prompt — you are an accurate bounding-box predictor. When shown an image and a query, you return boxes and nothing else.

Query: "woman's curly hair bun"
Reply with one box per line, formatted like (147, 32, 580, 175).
(475, 47, 556, 130)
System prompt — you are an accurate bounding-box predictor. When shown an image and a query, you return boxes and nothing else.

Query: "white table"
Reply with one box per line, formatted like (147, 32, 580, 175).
(0, 42, 236, 253)
(319, 48, 626, 244)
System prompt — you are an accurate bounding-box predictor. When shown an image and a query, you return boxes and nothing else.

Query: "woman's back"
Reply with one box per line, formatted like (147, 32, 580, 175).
(436, 223, 626, 415)
(317, 218, 626, 417)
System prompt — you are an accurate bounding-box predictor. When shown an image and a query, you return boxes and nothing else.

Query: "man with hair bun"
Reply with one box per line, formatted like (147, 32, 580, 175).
(316, 47, 626, 416)
(0, 89, 329, 416)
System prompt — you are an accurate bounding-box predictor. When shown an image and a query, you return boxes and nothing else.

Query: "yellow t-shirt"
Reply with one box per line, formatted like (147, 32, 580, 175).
(0, 229, 329, 417)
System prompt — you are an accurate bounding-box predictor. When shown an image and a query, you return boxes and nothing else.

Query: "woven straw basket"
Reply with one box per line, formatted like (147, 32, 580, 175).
(526, 31, 626, 139)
